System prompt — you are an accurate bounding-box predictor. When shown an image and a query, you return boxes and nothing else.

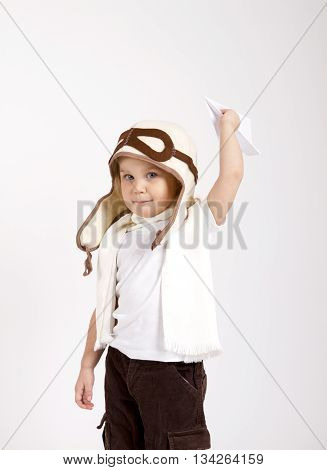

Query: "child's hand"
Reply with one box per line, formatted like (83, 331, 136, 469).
(75, 367, 95, 410)
(219, 108, 240, 131)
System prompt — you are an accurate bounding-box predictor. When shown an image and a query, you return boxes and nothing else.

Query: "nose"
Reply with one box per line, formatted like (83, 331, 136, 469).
(132, 179, 147, 194)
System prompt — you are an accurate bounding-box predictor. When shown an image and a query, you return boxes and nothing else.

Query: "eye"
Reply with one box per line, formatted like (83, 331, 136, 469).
(123, 174, 133, 181)
(147, 172, 157, 179)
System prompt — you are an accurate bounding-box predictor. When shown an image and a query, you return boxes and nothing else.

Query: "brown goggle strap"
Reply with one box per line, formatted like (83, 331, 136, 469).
(110, 128, 198, 184)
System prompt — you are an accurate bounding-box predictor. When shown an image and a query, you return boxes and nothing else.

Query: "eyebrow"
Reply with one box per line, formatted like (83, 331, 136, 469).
(119, 166, 160, 173)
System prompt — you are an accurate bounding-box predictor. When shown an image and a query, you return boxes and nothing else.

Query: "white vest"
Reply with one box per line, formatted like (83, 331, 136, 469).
(94, 198, 224, 363)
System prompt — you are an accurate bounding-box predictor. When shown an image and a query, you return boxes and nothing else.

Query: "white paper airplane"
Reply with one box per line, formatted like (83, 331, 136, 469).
(205, 96, 260, 156)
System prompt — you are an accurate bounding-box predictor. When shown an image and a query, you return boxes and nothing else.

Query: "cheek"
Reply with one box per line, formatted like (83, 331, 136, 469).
(120, 180, 128, 193)
(155, 179, 170, 196)
(158, 181, 178, 201)
(119, 183, 130, 202)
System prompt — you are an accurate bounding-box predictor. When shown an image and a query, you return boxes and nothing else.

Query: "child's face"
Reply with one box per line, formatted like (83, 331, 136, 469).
(118, 156, 179, 217)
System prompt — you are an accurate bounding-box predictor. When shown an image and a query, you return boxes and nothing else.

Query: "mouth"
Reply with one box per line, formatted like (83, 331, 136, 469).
(132, 200, 153, 205)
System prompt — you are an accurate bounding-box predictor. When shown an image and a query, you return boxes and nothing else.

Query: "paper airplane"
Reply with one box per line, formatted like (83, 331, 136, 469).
(205, 96, 260, 156)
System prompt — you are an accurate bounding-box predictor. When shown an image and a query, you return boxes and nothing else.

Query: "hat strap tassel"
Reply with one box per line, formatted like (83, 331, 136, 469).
(83, 247, 93, 276)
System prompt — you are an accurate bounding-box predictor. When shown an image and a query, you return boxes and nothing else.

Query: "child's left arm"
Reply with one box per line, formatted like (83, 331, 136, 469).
(207, 109, 244, 225)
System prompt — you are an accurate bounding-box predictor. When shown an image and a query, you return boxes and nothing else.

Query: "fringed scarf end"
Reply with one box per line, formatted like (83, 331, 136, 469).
(163, 337, 224, 362)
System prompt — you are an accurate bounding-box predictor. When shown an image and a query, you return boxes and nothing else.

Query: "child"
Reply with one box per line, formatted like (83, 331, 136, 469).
(74, 114, 243, 450)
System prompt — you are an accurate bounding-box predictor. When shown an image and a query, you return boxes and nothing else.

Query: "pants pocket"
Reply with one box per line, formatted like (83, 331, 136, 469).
(170, 363, 199, 397)
(96, 411, 111, 450)
(167, 426, 211, 450)
(202, 370, 207, 401)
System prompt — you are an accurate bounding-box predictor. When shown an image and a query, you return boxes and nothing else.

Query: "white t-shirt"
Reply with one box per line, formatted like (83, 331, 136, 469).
(109, 198, 224, 361)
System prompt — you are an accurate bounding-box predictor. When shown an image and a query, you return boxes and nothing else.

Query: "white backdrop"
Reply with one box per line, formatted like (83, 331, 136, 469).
(1, 0, 326, 450)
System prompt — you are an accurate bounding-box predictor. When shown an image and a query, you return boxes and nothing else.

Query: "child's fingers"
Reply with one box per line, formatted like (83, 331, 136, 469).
(75, 386, 93, 409)
(82, 388, 94, 408)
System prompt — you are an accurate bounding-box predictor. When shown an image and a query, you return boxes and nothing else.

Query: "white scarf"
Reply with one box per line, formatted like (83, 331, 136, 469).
(128, 206, 174, 231)
(95, 200, 224, 363)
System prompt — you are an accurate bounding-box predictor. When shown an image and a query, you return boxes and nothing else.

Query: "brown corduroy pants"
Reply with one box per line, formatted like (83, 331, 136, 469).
(96, 345, 210, 450)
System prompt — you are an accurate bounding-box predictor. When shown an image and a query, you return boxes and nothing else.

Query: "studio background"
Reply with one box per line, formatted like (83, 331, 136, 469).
(1, 0, 326, 450)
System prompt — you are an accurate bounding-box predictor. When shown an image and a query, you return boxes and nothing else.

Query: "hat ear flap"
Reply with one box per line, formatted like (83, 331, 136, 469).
(76, 185, 130, 276)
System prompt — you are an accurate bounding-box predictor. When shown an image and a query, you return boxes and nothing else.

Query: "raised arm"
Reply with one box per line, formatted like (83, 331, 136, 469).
(207, 109, 244, 225)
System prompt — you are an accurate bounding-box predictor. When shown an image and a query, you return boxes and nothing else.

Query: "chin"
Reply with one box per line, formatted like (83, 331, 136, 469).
(135, 206, 152, 214)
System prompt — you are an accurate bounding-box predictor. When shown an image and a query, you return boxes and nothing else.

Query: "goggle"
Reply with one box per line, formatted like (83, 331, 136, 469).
(110, 127, 198, 183)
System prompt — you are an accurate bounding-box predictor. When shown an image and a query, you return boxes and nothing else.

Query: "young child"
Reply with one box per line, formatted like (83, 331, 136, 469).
(74, 114, 243, 450)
